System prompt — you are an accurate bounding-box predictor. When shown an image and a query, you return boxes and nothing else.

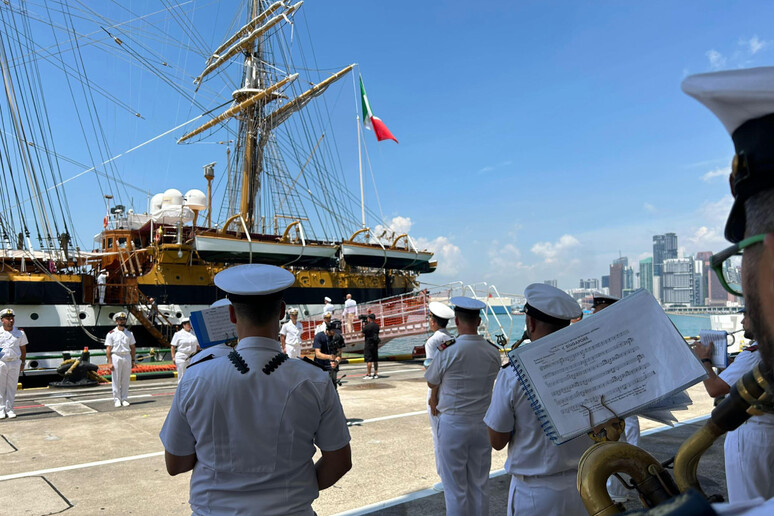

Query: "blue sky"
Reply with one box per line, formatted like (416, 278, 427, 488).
(7, 1, 774, 295)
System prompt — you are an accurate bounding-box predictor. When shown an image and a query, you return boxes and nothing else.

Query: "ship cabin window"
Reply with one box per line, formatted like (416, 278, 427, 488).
(118, 237, 127, 248)
(106, 237, 113, 249)
(134, 238, 142, 249)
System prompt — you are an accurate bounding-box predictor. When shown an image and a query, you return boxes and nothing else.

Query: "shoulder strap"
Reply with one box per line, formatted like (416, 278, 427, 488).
(301, 356, 326, 370)
(186, 354, 214, 369)
(438, 338, 456, 351)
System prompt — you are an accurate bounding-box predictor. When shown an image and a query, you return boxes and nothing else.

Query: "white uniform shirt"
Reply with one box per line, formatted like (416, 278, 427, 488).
(323, 302, 334, 314)
(170, 329, 199, 357)
(315, 322, 328, 335)
(280, 320, 303, 351)
(188, 344, 232, 365)
(484, 366, 590, 476)
(344, 299, 357, 314)
(159, 336, 351, 516)
(97, 272, 107, 285)
(0, 327, 27, 362)
(424, 334, 501, 417)
(104, 327, 136, 355)
(424, 329, 453, 363)
(720, 348, 774, 426)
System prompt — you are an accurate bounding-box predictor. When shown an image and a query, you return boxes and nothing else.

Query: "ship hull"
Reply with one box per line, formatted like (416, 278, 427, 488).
(194, 234, 338, 267)
(341, 243, 434, 272)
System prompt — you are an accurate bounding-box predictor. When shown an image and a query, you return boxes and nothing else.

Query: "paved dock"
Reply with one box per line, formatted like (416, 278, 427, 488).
(1, 361, 723, 515)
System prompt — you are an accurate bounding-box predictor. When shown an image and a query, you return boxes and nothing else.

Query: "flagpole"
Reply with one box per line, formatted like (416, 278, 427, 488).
(357, 114, 365, 228)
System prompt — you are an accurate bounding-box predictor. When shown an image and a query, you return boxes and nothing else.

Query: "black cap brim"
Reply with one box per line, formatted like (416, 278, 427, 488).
(724, 195, 747, 244)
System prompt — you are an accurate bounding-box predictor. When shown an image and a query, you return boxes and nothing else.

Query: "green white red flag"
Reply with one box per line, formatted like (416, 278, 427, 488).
(360, 76, 398, 143)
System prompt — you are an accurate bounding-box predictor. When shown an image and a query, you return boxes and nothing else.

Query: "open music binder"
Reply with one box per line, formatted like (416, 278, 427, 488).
(190, 305, 238, 349)
(507, 289, 707, 444)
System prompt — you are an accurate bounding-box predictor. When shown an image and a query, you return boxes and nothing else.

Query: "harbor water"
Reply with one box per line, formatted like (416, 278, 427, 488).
(379, 313, 711, 356)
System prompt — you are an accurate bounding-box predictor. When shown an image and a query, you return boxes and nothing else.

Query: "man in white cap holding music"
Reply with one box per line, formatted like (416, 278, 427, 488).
(105, 312, 136, 408)
(280, 307, 303, 359)
(0, 308, 27, 419)
(425, 296, 501, 515)
(423, 301, 456, 476)
(160, 264, 351, 515)
(485, 283, 590, 516)
(170, 318, 199, 382)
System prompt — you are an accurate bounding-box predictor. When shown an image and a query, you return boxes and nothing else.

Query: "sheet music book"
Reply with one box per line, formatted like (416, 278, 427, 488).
(699, 330, 729, 369)
(189, 305, 238, 349)
(507, 289, 707, 444)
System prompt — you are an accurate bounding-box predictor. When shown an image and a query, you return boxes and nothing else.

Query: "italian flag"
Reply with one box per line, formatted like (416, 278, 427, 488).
(360, 76, 398, 143)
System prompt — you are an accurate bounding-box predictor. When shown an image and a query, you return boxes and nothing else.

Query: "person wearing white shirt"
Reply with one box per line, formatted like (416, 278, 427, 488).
(105, 312, 136, 408)
(343, 294, 357, 333)
(170, 318, 200, 382)
(422, 301, 455, 477)
(323, 296, 335, 317)
(485, 284, 591, 516)
(425, 296, 501, 516)
(0, 308, 27, 419)
(160, 264, 352, 515)
(280, 308, 303, 359)
(693, 310, 774, 503)
(315, 312, 332, 336)
(96, 269, 108, 304)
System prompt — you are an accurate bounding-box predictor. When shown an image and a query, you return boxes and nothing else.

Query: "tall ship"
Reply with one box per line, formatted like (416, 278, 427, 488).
(0, 1, 435, 362)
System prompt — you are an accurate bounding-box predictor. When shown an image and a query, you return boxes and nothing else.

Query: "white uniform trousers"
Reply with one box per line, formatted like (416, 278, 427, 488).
(285, 343, 301, 359)
(111, 354, 132, 402)
(0, 360, 21, 413)
(174, 352, 190, 382)
(427, 391, 441, 476)
(507, 469, 584, 516)
(724, 420, 774, 503)
(437, 414, 491, 516)
(607, 415, 641, 500)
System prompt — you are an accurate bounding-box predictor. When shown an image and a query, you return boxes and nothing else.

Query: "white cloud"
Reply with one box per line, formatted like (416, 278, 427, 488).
(706, 49, 727, 70)
(416, 235, 463, 277)
(699, 194, 734, 227)
(643, 202, 657, 213)
(372, 215, 413, 243)
(477, 160, 513, 175)
(488, 242, 522, 271)
(701, 166, 730, 182)
(741, 35, 768, 55)
(686, 226, 725, 250)
(530, 234, 580, 263)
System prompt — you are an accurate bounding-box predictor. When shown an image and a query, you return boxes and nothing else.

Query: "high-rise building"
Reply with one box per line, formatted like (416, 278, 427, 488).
(544, 280, 557, 288)
(662, 258, 694, 305)
(579, 278, 600, 290)
(695, 251, 713, 306)
(639, 257, 653, 295)
(653, 233, 678, 277)
(609, 262, 624, 298)
(623, 266, 634, 291)
(693, 259, 705, 306)
(601, 275, 610, 288)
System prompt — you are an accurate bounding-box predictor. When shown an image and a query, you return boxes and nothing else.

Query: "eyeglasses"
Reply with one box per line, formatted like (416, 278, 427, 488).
(710, 234, 765, 297)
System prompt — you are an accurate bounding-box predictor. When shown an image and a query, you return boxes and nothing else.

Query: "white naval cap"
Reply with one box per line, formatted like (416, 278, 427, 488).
(592, 293, 620, 307)
(523, 283, 582, 323)
(0, 308, 14, 318)
(114, 312, 127, 320)
(450, 296, 486, 312)
(210, 298, 231, 308)
(324, 296, 332, 303)
(428, 301, 455, 320)
(682, 67, 774, 242)
(180, 317, 190, 324)
(288, 307, 299, 315)
(214, 264, 294, 297)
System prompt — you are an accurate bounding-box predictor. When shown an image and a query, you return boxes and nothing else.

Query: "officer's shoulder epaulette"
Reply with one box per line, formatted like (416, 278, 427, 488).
(108, 329, 114, 334)
(501, 362, 511, 369)
(301, 356, 326, 370)
(186, 354, 214, 369)
(438, 338, 456, 351)
(746, 345, 758, 352)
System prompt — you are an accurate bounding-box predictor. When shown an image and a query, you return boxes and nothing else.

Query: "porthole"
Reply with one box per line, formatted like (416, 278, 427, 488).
(79, 312, 87, 320)
(176, 312, 182, 318)
(319, 278, 325, 285)
(108, 312, 115, 320)
(30, 313, 39, 320)
(175, 275, 181, 280)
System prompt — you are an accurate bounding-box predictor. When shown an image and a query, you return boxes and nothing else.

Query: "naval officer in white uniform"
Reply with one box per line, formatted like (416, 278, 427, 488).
(0, 308, 27, 419)
(485, 283, 591, 516)
(693, 309, 774, 503)
(160, 264, 352, 515)
(425, 296, 501, 516)
(105, 312, 136, 408)
(280, 307, 303, 359)
(423, 301, 455, 476)
(170, 318, 199, 382)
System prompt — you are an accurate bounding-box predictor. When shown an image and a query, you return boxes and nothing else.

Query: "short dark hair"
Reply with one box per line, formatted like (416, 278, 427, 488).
(368, 313, 375, 319)
(231, 292, 283, 326)
(431, 314, 449, 328)
(454, 309, 479, 326)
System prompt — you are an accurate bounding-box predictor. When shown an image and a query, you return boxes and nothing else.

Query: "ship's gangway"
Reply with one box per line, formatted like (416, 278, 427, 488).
(299, 282, 514, 355)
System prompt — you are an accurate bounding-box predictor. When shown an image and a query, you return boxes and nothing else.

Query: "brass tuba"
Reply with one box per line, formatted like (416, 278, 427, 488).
(577, 363, 774, 515)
